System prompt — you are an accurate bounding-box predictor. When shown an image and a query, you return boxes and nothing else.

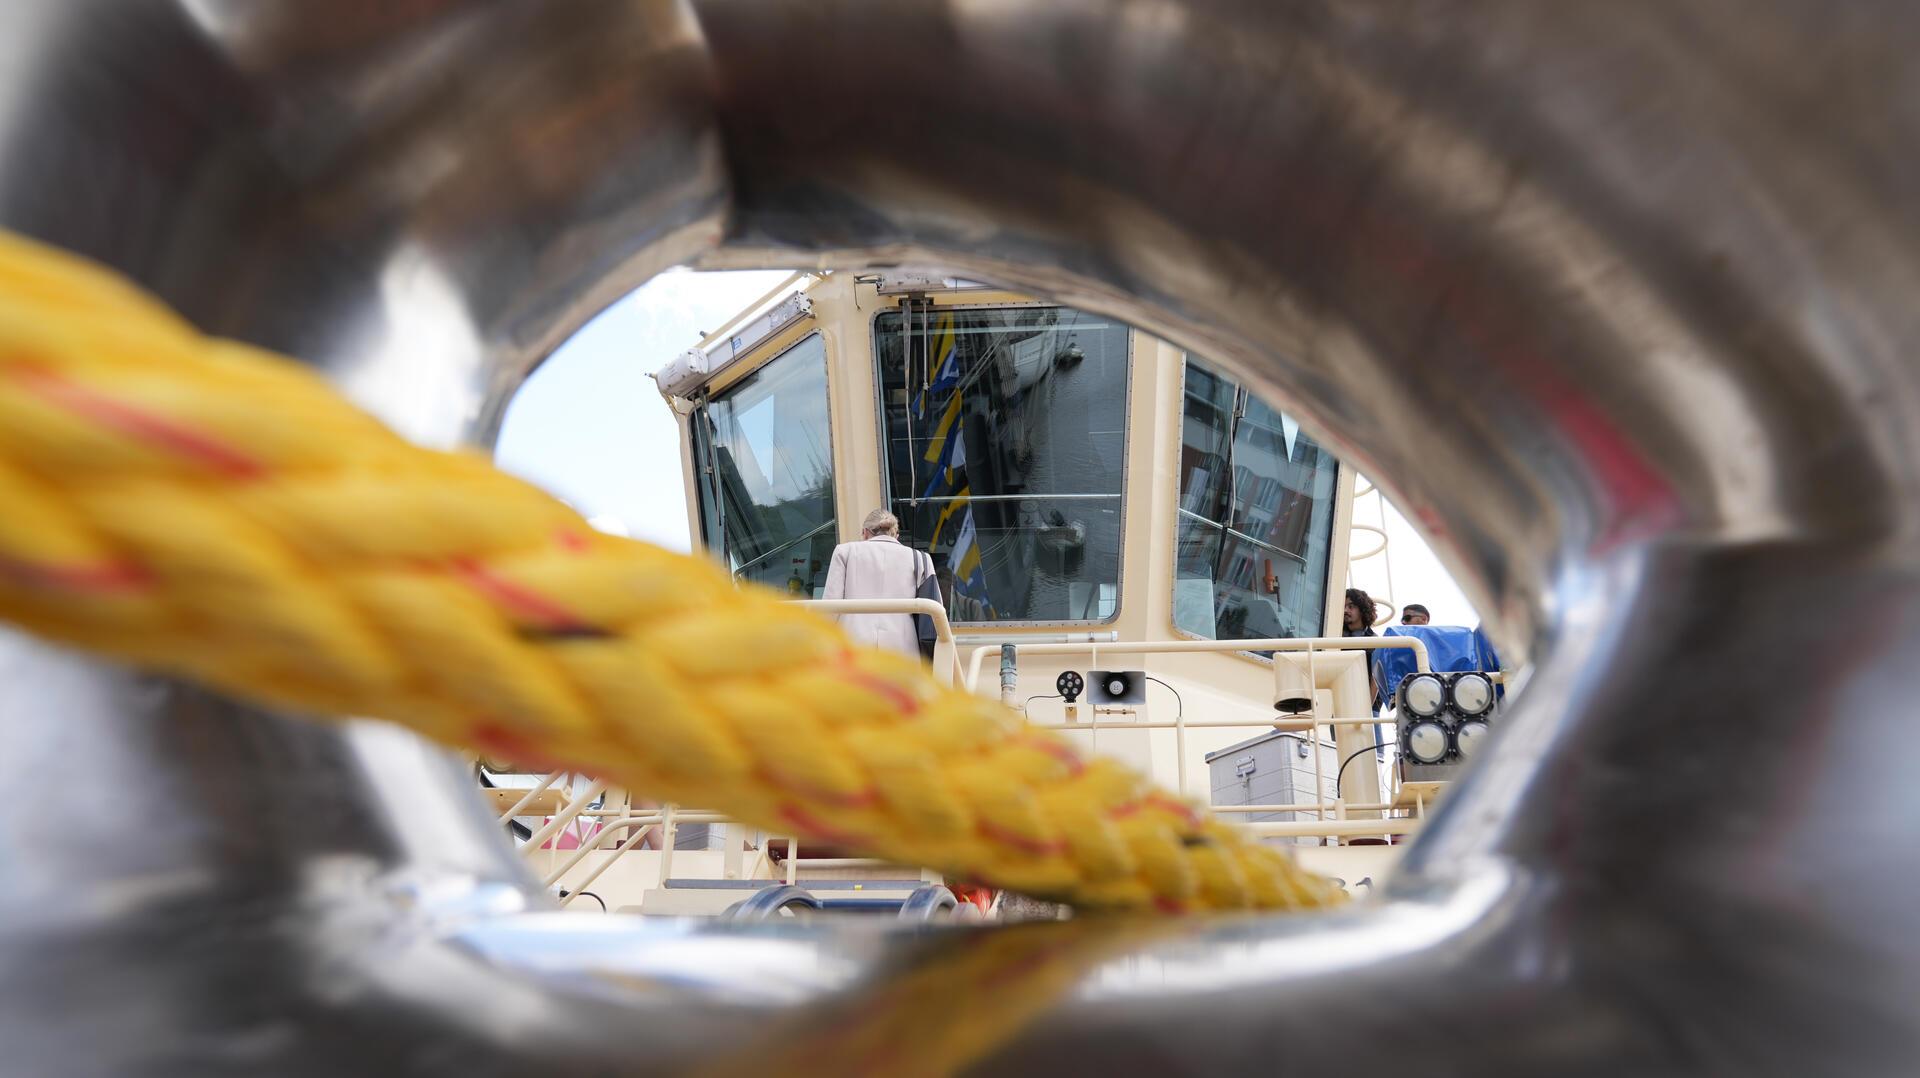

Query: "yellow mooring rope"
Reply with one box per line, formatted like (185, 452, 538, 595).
(0, 230, 1343, 911)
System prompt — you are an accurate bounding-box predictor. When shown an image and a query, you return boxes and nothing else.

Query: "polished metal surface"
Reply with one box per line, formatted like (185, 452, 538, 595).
(2, 1, 1917, 1073)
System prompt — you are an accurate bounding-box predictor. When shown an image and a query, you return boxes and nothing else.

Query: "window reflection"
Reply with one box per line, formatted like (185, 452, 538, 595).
(1175, 359, 1337, 642)
(876, 306, 1129, 623)
(691, 334, 837, 595)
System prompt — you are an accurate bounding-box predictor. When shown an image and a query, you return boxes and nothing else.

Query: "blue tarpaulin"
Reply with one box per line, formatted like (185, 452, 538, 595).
(1373, 625, 1503, 704)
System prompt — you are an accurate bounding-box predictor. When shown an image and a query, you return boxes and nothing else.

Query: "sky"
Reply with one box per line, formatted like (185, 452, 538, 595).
(1345, 489, 1477, 629)
(494, 268, 794, 549)
(495, 271, 1480, 629)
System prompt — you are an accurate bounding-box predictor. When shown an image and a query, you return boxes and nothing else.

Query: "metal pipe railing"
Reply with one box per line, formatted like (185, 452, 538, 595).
(505, 634, 1434, 890)
(495, 770, 565, 822)
(1212, 802, 1399, 814)
(519, 779, 610, 854)
(1024, 715, 1387, 731)
(797, 598, 957, 686)
(963, 635, 1430, 694)
(1244, 818, 1415, 839)
(541, 811, 751, 901)
(655, 805, 680, 886)
(541, 814, 671, 888)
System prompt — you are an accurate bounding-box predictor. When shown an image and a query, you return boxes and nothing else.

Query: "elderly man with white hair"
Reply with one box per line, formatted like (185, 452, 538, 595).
(822, 508, 935, 658)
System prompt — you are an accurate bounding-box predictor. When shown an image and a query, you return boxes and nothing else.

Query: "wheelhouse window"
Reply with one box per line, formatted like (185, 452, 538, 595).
(1175, 359, 1338, 642)
(691, 334, 837, 595)
(876, 305, 1129, 623)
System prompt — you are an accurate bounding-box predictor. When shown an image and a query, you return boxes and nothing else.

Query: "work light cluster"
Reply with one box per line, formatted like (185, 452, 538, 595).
(1394, 671, 1496, 765)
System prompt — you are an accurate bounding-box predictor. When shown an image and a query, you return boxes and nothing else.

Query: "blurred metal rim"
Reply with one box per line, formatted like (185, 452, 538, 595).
(0, 1, 1914, 1073)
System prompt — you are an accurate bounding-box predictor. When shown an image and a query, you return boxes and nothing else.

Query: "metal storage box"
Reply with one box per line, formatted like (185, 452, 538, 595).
(1205, 729, 1340, 847)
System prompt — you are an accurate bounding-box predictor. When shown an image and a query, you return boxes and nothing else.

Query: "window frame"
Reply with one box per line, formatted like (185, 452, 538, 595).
(691, 330, 838, 589)
(1168, 355, 1340, 659)
(869, 300, 1133, 628)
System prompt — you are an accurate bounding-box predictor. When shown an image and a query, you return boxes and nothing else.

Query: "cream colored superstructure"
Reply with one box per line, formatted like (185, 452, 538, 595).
(491, 271, 1439, 917)
(666, 272, 1377, 805)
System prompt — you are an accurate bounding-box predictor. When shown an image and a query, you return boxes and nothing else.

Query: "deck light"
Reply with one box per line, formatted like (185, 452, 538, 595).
(1454, 718, 1491, 760)
(1402, 717, 1452, 765)
(1450, 671, 1495, 718)
(1056, 671, 1084, 703)
(1398, 673, 1446, 719)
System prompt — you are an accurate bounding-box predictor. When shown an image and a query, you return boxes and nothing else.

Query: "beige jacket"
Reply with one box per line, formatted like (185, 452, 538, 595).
(822, 534, 930, 657)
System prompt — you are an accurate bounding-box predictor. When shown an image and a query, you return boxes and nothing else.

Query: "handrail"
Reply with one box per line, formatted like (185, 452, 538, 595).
(1348, 523, 1389, 564)
(541, 812, 723, 882)
(508, 633, 1436, 894)
(544, 816, 661, 899)
(541, 810, 748, 904)
(656, 804, 680, 888)
(1214, 802, 1397, 814)
(1246, 819, 1415, 839)
(519, 779, 610, 854)
(1024, 715, 1388, 732)
(962, 634, 1430, 695)
(495, 770, 564, 822)
(796, 598, 957, 686)
(1349, 479, 1397, 624)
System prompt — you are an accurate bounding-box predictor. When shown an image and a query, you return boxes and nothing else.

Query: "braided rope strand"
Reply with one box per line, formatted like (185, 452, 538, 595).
(0, 231, 1344, 912)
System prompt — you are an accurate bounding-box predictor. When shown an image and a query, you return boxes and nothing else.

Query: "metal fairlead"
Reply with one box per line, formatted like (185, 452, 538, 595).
(0, 1, 1916, 1074)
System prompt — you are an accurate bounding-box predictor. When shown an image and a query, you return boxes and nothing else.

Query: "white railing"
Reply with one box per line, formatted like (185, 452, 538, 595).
(491, 770, 564, 820)
(493, 782, 775, 906)
(485, 632, 1465, 908)
(483, 595, 957, 908)
(795, 597, 957, 686)
(1349, 477, 1398, 621)
(964, 635, 1436, 839)
(961, 635, 1430, 695)
(537, 809, 732, 906)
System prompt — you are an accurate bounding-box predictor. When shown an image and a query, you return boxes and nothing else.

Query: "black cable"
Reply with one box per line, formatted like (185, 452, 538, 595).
(558, 889, 608, 913)
(1335, 740, 1398, 792)
(1023, 693, 1063, 717)
(1143, 675, 1182, 726)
